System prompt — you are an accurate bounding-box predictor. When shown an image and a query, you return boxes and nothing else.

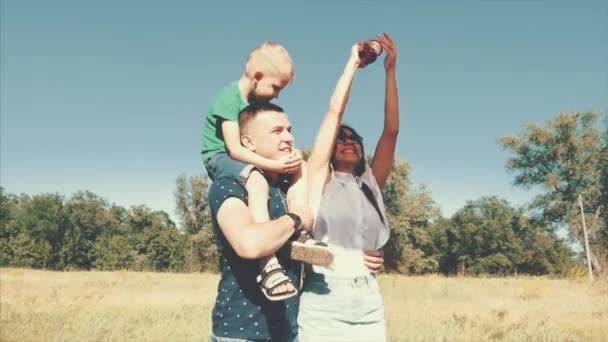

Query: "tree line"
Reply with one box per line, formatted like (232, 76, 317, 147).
(1, 112, 606, 276)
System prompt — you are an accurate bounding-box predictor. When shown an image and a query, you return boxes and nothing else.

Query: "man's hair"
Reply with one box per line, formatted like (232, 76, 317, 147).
(238, 101, 285, 133)
(244, 42, 295, 81)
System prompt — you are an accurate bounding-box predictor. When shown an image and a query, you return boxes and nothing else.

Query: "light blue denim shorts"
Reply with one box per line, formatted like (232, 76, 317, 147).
(297, 272, 386, 342)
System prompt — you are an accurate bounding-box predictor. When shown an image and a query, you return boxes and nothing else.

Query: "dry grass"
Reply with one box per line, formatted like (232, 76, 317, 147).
(381, 274, 608, 341)
(1, 268, 216, 342)
(1, 268, 607, 341)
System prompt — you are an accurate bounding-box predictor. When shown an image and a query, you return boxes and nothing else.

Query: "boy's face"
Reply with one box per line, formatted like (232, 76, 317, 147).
(242, 110, 294, 161)
(251, 75, 290, 101)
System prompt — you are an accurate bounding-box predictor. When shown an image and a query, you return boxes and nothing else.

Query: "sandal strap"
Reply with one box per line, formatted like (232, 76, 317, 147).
(259, 262, 284, 279)
(296, 231, 328, 247)
(296, 231, 313, 243)
(257, 266, 295, 295)
(258, 264, 288, 287)
(266, 276, 293, 294)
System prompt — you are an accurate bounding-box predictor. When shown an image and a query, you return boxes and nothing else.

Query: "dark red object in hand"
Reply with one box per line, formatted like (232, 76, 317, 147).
(358, 40, 383, 68)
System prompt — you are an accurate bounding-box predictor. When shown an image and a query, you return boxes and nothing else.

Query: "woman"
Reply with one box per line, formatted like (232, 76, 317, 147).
(298, 33, 399, 341)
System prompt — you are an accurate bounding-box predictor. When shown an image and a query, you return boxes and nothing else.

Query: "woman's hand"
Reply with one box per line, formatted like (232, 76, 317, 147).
(377, 32, 397, 72)
(364, 249, 385, 273)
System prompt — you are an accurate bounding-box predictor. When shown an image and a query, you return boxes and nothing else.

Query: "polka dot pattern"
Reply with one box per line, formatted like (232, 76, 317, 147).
(208, 177, 301, 340)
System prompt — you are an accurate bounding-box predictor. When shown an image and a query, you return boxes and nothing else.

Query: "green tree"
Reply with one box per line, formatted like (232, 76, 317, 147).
(381, 160, 442, 274)
(446, 197, 522, 275)
(8, 193, 66, 268)
(184, 229, 219, 272)
(500, 111, 607, 275)
(141, 224, 185, 272)
(174, 174, 211, 234)
(0, 188, 20, 265)
(5, 233, 53, 268)
(59, 191, 119, 269)
(0, 188, 18, 236)
(126, 206, 185, 272)
(444, 197, 575, 275)
(93, 235, 134, 270)
(596, 123, 608, 273)
(514, 217, 577, 275)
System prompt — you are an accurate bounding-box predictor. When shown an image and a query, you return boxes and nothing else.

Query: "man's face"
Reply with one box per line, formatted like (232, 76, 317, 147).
(251, 75, 290, 101)
(242, 110, 294, 161)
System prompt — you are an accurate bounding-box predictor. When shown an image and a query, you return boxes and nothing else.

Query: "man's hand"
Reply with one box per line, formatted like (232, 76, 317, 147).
(377, 32, 397, 72)
(364, 249, 385, 272)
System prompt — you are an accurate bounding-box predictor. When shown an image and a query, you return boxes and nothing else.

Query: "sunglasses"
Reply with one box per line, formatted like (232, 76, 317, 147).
(336, 131, 363, 145)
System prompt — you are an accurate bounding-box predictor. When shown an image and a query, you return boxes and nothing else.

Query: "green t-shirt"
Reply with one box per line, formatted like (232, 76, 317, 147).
(201, 81, 248, 161)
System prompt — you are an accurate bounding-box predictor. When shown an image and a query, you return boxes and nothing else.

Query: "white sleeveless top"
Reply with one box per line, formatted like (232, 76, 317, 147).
(311, 168, 390, 277)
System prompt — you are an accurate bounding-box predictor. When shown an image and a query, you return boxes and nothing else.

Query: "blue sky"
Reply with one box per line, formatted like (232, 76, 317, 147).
(2, 0, 607, 224)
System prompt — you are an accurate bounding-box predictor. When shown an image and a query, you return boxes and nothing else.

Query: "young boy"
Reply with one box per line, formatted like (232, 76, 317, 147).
(201, 42, 334, 301)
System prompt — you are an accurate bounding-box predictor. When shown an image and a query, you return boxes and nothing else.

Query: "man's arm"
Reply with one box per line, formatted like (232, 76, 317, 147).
(216, 197, 302, 259)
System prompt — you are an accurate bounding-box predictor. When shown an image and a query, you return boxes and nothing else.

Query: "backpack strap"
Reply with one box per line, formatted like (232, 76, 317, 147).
(360, 182, 385, 225)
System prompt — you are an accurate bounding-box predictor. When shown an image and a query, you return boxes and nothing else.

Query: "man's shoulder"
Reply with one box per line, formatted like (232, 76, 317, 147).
(208, 177, 249, 213)
(209, 176, 247, 192)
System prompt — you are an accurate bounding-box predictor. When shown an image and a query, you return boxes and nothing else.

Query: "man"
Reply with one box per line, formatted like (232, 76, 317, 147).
(208, 101, 312, 341)
(208, 93, 385, 342)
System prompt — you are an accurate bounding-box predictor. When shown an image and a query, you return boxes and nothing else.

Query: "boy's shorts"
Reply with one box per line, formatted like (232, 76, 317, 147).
(204, 152, 256, 186)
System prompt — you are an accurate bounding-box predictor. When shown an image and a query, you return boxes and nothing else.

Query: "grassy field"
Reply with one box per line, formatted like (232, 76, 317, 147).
(1, 268, 607, 342)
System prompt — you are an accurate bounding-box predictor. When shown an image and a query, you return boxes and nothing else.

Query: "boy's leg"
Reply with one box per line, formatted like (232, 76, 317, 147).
(203, 154, 219, 181)
(210, 153, 296, 298)
(246, 170, 296, 298)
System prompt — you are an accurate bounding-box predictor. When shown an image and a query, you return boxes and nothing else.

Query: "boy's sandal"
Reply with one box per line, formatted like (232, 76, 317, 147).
(287, 232, 335, 268)
(256, 263, 298, 301)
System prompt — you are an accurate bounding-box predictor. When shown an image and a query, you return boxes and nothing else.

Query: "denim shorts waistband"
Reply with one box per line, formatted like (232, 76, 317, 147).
(306, 272, 377, 287)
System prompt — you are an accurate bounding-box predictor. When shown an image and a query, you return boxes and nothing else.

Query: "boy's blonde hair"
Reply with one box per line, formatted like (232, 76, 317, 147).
(244, 42, 295, 81)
